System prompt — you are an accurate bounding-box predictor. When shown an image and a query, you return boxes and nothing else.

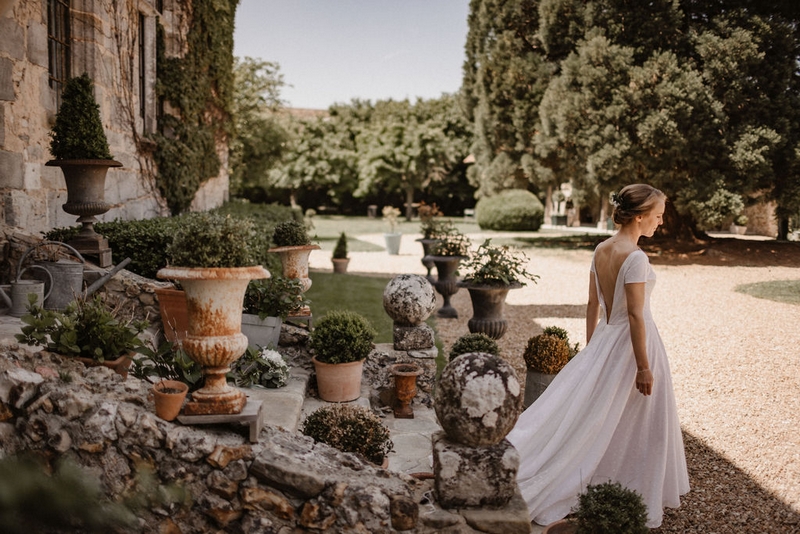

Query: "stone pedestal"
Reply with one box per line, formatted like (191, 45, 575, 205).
(392, 323, 435, 351)
(432, 431, 519, 508)
(383, 274, 437, 351)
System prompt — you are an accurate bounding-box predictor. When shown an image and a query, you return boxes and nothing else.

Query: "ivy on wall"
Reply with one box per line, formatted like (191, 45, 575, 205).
(153, 0, 239, 214)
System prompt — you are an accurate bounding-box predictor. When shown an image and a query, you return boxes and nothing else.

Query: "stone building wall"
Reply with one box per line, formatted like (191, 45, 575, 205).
(0, 0, 229, 237)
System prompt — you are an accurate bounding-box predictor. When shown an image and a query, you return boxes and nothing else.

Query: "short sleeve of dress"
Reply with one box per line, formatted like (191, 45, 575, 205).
(623, 250, 650, 284)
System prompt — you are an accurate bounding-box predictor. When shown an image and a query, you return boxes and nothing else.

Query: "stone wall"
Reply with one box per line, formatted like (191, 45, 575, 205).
(0, 1, 229, 237)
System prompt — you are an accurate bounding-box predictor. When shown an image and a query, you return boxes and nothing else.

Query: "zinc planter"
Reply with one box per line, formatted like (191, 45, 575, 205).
(524, 369, 557, 409)
(458, 282, 521, 340)
(312, 356, 364, 402)
(241, 313, 282, 349)
(384, 233, 402, 255)
(157, 265, 269, 415)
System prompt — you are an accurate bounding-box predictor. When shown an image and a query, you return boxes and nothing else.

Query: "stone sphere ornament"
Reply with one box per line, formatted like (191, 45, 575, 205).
(434, 352, 523, 447)
(383, 274, 437, 326)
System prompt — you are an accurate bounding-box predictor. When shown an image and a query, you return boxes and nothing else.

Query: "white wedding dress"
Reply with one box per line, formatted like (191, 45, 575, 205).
(507, 249, 689, 528)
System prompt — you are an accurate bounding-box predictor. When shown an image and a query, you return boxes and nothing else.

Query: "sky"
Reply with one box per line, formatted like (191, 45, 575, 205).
(233, 0, 471, 110)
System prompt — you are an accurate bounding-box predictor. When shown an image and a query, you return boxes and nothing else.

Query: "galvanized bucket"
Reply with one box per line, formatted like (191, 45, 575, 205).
(1, 266, 53, 317)
(18, 241, 85, 311)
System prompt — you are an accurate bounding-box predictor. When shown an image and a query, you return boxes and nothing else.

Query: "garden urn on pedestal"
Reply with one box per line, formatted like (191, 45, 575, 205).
(268, 220, 319, 316)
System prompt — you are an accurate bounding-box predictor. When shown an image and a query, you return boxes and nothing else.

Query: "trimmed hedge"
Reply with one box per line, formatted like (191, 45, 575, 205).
(475, 189, 544, 231)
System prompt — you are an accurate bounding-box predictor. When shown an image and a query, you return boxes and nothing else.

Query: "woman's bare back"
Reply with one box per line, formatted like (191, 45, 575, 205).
(593, 239, 639, 321)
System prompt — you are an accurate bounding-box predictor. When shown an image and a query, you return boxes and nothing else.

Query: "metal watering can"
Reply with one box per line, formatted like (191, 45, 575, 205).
(17, 241, 85, 311)
(0, 266, 53, 317)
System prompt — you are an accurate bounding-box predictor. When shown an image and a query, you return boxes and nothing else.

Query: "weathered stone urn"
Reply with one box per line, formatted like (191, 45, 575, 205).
(268, 244, 320, 315)
(157, 265, 269, 415)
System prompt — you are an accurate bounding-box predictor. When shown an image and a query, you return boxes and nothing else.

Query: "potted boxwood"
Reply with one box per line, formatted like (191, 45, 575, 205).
(309, 310, 376, 402)
(522, 327, 578, 408)
(424, 228, 471, 318)
(331, 232, 350, 274)
(241, 276, 309, 349)
(448, 332, 500, 362)
(16, 295, 148, 378)
(45, 73, 122, 261)
(268, 220, 319, 311)
(382, 205, 402, 255)
(458, 239, 537, 339)
(157, 212, 269, 415)
(301, 404, 393, 466)
(543, 481, 649, 534)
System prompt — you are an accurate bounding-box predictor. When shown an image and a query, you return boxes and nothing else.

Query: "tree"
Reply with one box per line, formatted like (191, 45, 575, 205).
(229, 57, 288, 198)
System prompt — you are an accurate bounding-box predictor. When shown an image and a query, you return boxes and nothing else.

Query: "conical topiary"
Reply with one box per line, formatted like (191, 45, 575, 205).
(49, 73, 114, 160)
(333, 232, 348, 259)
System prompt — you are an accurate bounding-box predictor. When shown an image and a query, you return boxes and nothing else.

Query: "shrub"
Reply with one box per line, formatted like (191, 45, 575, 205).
(301, 404, 393, 464)
(333, 232, 348, 259)
(310, 310, 376, 364)
(167, 212, 256, 268)
(523, 333, 570, 374)
(542, 325, 581, 358)
(243, 276, 309, 319)
(572, 481, 649, 534)
(49, 73, 113, 160)
(475, 189, 544, 231)
(449, 333, 500, 361)
(272, 220, 312, 247)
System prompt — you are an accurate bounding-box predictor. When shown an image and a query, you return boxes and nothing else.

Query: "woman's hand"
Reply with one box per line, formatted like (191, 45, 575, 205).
(636, 368, 653, 396)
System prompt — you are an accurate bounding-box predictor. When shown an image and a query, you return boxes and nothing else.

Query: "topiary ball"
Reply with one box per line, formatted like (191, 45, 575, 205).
(475, 189, 544, 231)
(523, 334, 571, 374)
(434, 352, 522, 446)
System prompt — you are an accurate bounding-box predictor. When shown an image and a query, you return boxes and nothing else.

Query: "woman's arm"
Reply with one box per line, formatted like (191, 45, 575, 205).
(586, 273, 600, 343)
(625, 281, 653, 396)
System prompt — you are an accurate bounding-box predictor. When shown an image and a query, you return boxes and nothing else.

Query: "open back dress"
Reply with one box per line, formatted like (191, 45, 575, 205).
(507, 249, 689, 528)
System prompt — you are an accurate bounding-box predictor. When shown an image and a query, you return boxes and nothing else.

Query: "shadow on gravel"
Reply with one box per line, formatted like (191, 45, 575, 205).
(655, 431, 800, 533)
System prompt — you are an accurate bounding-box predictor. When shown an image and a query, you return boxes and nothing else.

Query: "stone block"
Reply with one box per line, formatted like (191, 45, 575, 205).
(432, 431, 520, 508)
(393, 323, 435, 351)
(26, 20, 48, 67)
(460, 489, 533, 534)
(0, 150, 23, 188)
(0, 19, 23, 60)
(0, 368, 44, 409)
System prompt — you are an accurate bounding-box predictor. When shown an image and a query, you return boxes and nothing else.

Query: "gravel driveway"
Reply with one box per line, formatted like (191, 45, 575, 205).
(311, 234, 800, 533)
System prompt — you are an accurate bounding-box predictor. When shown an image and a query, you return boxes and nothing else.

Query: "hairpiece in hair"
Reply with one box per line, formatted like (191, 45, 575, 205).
(610, 192, 623, 208)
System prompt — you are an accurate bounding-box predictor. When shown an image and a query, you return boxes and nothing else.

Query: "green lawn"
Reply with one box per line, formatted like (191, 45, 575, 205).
(734, 280, 800, 305)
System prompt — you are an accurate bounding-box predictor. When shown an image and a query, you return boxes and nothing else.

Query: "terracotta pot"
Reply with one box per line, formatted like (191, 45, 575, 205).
(156, 265, 269, 415)
(152, 380, 189, 421)
(458, 282, 521, 340)
(76, 352, 133, 379)
(542, 519, 576, 534)
(331, 257, 350, 274)
(154, 287, 189, 342)
(312, 355, 364, 402)
(391, 362, 423, 418)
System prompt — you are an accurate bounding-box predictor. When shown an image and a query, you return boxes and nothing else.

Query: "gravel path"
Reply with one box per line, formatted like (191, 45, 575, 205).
(311, 234, 800, 533)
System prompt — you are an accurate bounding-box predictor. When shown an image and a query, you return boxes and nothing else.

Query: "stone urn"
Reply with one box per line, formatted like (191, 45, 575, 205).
(424, 255, 467, 319)
(457, 282, 522, 340)
(157, 265, 269, 415)
(391, 362, 423, 419)
(268, 244, 319, 315)
(416, 238, 440, 282)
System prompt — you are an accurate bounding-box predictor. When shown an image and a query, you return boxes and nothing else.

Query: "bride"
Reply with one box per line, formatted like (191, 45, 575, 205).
(507, 184, 690, 528)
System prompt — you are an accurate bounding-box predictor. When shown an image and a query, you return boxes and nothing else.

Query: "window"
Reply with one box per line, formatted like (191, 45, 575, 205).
(47, 0, 70, 106)
(139, 12, 146, 119)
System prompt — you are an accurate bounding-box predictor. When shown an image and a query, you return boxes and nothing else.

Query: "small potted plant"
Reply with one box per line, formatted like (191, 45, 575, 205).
(522, 326, 578, 408)
(448, 332, 500, 361)
(268, 219, 320, 307)
(730, 213, 748, 235)
(131, 340, 202, 421)
(458, 238, 537, 339)
(331, 231, 350, 274)
(45, 73, 122, 263)
(157, 212, 270, 415)
(301, 404, 393, 466)
(382, 205, 402, 255)
(425, 228, 471, 318)
(309, 310, 376, 402)
(241, 276, 309, 349)
(16, 295, 148, 378)
(544, 481, 649, 533)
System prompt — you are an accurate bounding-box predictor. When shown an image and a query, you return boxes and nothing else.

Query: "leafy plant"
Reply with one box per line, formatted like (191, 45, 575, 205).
(301, 404, 393, 465)
(418, 201, 447, 239)
(523, 333, 571, 374)
(734, 214, 749, 226)
(243, 276, 309, 320)
(332, 232, 348, 259)
(49, 73, 114, 160)
(131, 340, 202, 389)
(16, 296, 147, 362)
(166, 212, 256, 268)
(309, 310, 376, 364)
(430, 228, 471, 256)
(460, 239, 537, 286)
(571, 481, 649, 534)
(382, 205, 401, 233)
(227, 346, 289, 388)
(449, 332, 500, 361)
(271, 219, 312, 247)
